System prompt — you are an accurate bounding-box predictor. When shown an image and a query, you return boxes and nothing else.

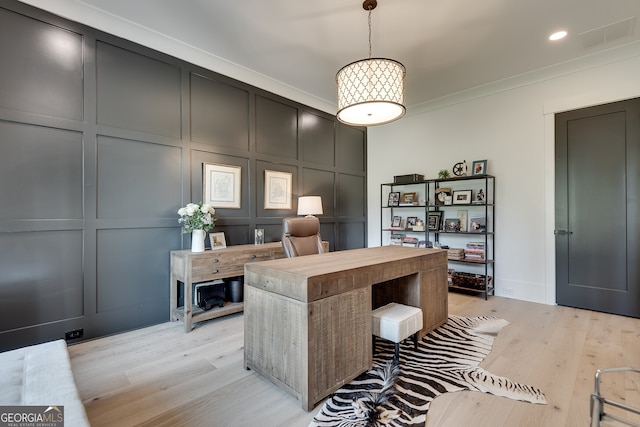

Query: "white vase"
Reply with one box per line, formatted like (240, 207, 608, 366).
(191, 229, 206, 252)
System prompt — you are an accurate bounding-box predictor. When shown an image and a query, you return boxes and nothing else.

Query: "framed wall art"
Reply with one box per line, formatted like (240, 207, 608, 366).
(264, 170, 292, 210)
(203, 163, 241, 209)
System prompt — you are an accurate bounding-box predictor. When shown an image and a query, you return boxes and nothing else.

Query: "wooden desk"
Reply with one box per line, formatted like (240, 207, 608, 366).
(243, 246, 448, 410)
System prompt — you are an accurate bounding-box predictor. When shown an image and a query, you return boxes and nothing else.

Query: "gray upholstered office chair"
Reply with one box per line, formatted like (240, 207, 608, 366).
(281, 216, 326, 257)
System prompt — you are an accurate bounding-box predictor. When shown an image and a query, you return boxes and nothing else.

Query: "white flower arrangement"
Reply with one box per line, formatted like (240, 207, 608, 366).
(177, 202, 216, 233)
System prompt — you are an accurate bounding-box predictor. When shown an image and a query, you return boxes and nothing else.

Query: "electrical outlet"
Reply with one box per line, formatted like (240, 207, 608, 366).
(65, 329, 84, 340)
(502, 286, 514, 296)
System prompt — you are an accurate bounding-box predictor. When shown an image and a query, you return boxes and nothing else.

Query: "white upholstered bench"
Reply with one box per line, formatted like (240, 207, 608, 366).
(372, 302, 423, 362)
(0, 339, 90, 426)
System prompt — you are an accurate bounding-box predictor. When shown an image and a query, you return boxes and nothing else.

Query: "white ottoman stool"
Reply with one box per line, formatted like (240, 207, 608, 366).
(372, 302, 423, 362)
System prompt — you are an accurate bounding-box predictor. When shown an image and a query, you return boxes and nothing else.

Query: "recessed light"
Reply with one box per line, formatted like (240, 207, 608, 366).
(549, 30, 568, 41)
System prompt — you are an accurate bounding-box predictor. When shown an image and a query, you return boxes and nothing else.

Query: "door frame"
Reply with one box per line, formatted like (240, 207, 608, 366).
(542, 89, 640, 306)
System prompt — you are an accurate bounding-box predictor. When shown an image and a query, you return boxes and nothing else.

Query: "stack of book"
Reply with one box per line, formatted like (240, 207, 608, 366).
(447, 248, 465, 260)
(464, 242, 486, 261)
(402, 236, 419, 247)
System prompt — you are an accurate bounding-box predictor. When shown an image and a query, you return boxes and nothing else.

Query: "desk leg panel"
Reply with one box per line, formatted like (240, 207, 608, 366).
(420, 264, 449, 335)
(244, 285, 372, 411)
(244, 285, 307, 403)
(308, 286, 372, 407)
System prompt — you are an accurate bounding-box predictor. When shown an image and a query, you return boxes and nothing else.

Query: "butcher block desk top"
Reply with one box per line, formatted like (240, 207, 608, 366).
(243, 245, 448, 410)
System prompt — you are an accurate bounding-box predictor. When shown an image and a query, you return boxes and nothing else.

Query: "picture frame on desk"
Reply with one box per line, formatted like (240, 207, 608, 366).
(209, 232, 227, 250)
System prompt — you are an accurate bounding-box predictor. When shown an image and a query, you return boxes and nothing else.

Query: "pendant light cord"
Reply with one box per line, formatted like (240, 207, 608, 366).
(367, 5, 373, 59)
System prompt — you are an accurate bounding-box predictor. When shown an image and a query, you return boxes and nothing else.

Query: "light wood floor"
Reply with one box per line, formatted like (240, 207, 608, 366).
(68, 293, 640, 427)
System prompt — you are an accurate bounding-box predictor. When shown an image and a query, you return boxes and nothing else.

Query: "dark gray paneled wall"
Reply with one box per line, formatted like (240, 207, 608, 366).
(0, 1, 367, 351)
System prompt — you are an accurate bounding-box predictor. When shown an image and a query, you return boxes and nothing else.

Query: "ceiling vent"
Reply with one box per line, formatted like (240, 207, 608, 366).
(579, 16, 636, 49)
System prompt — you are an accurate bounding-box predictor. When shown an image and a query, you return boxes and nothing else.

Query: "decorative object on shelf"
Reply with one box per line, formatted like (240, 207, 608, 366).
(264, 170, 292, 210)
(474, 189, 486, 203)
(297, 196, 323, 217)
(472, 159, 487, 175)
(178, 202, 217, 253)
(457, 210, 468, 232)
(400, 192, 418, 205)
(452, 160, 468, 177)
(447, 248, 465, 260)
(450, 271, 492, 291)
(336, 0, 406, 127)
(427, 212, 442, 231)
(203, 163, 241, 209)
(444, 218, 461, 232)
(470, 216, 487, 232)
(413, 218, 425, 231)
(209, 232, 227, 250)
(394, 174, 424, 184)
(435, 188, 452, 205)
(438, 169, 450, 179)
(406, 216, 417, 229)
(452, 190, 472, 204)
(388, 191, 400, 207)
(391, 216, 402, 228)
(444, 196, 453, 205)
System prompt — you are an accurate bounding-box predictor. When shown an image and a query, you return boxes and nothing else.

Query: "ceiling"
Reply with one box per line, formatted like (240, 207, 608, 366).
(22, 0, 640, 111)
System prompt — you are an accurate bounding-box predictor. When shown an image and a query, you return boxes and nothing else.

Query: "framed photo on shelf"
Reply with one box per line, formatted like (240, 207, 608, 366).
(401, 192, 417, 203)
(472, 160, 487, 175)
(209, 232, 227, 250)
(406, 216, 417, 228)
(470, 216, 487, 232)
(444, 218, 461, 232)
(391, 215, 402, 228)
(427, 212, 442, 231)
(452, 190, 472, 205)
(264, 170, 292, 210)
(387, 192, 400, 207)
(203, 163, 241, 209)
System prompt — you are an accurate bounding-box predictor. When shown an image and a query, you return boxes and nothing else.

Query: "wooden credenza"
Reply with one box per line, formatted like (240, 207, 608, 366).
(243, 246, 448, 410)
(170, 242, 285, 332)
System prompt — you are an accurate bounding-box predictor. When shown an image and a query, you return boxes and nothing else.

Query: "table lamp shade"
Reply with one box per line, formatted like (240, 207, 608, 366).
(297, 196, 323, 216)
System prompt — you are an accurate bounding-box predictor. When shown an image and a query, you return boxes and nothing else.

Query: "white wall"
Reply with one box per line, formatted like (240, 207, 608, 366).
(368, 43, 640, 305)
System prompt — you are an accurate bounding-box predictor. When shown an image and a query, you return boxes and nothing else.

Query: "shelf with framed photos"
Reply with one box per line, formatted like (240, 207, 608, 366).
(429, 174, 495, 299)
(381, 180, 432, 248)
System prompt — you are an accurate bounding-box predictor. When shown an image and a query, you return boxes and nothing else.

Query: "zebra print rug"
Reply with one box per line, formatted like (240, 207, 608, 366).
(310, 315, 546, 427)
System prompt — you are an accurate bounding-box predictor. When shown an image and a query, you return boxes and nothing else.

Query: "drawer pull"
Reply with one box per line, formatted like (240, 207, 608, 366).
(211, 259, 219, 263)
(249, 254, 257, 260)
(211, 269, 218, 274)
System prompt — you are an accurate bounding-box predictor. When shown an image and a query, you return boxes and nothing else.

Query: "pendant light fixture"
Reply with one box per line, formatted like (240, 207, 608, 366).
(336, 0, 406, 127)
